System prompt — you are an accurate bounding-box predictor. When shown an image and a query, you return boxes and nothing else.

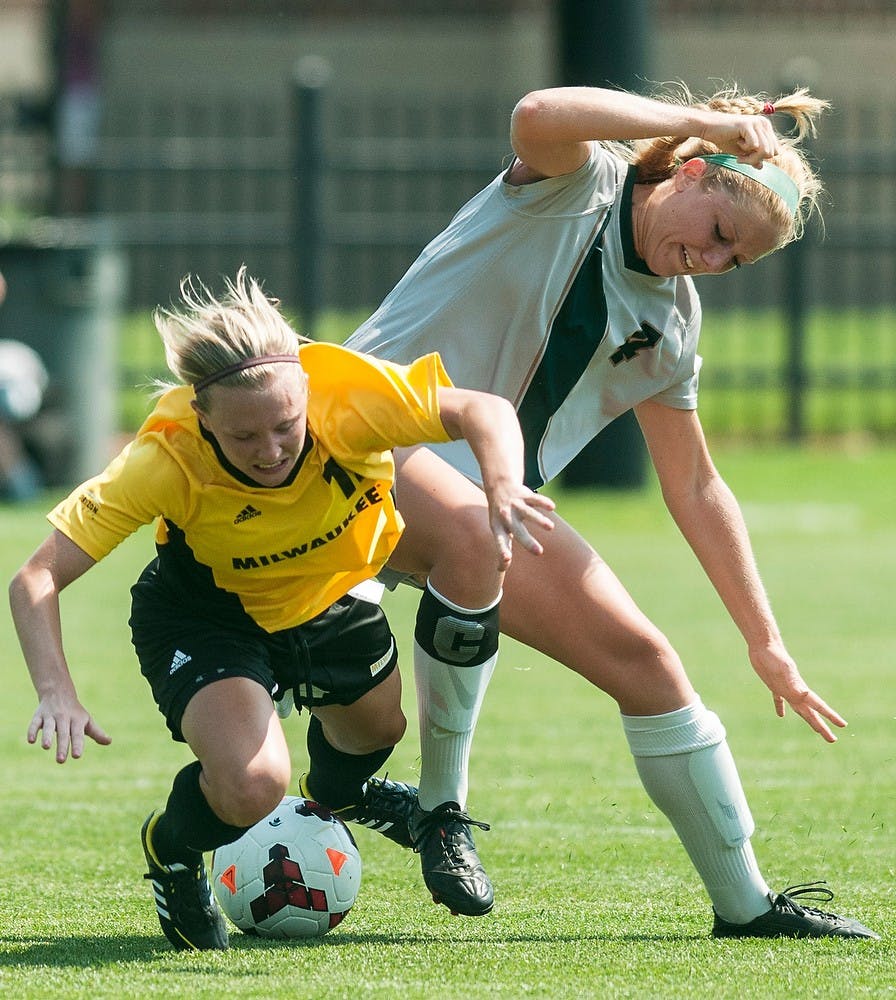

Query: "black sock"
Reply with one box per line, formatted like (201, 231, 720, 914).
(304, 715, 393, 810)
(151, 761, 250, 864)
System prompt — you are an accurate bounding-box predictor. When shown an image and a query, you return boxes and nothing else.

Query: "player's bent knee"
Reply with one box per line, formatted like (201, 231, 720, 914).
(218, 761, 291, 827)
(378, 712, 407, 747)
(596, 635, 689, 710)
(436, 504, 497, 573)
(343, 713, 407, 754)
(624, 624, 677, 667)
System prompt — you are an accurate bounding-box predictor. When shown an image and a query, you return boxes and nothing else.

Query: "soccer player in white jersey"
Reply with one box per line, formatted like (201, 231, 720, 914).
(345, 83, 878, 938)
(9, 268, 554, 950)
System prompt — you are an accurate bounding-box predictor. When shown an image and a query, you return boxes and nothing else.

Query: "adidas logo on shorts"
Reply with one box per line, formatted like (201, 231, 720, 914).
(169, 649, 193, 675)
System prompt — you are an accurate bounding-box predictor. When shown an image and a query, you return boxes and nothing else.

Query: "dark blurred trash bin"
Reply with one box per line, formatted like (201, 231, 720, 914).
(562, 409, 647, 490)
(0, 219, 127, 486)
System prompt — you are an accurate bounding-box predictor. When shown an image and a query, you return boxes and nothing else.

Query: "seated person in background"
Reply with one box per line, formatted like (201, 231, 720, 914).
(0, 269, 50, 501)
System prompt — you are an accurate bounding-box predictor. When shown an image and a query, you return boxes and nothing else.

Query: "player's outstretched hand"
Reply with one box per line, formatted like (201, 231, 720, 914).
(28, 692, 111, 763)
(748, 640, 847, 743)
(487, 487, 555, 568)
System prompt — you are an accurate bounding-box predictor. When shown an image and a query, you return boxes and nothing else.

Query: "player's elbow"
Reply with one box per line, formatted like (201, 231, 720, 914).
(510, 91, 552, 144)
(9, 562, 41, 618)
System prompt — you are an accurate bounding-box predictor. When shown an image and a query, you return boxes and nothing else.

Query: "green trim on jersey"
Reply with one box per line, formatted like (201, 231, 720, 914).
(517, 210, 613, 488)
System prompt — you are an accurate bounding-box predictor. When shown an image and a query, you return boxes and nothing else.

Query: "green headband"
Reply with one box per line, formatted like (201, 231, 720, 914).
(700, 153, 800, 217)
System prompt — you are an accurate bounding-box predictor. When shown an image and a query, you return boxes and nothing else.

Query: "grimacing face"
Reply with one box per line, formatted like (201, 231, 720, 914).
(192, 364, 309, 486)
(633, 158, 781, 278)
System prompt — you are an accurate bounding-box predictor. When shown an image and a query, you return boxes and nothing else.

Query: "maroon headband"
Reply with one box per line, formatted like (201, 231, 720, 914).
(193, 354, 301, 393)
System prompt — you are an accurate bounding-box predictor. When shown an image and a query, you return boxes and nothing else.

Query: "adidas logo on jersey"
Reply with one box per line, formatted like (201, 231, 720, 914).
(169, 649, 193, 675)
(234, 504, 262, 524)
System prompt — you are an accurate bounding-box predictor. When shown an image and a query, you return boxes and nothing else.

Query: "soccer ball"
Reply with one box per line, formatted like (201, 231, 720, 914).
(211, 796, 362, 938)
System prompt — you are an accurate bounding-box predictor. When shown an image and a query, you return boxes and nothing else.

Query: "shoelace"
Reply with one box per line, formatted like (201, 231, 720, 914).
(412, 807, 491, 857)
(776, 881, 837, 918)
(355, 774, 415, 823)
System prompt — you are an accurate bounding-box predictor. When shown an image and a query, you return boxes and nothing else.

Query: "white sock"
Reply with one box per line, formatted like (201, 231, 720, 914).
(414, 581, 500, 812)
(622, 699, 772, 924)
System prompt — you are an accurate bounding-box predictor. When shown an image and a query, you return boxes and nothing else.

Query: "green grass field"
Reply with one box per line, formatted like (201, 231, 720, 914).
(1, 445, 894, 999)
(116, 306, 896, 440)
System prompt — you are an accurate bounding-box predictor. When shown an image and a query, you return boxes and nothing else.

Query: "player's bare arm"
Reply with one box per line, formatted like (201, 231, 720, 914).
(509, 86, 782, 181)
(436, 386, 555, 565)
(9, 529, 110, 762)
(636, 400, 846, 742)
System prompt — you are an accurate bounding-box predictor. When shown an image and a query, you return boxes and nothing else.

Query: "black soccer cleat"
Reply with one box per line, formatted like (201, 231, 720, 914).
(410, 801, 494, 917)
(141, 811, 229, 951)
(323, 775, 417, 849)
(712, 882, 880, 939)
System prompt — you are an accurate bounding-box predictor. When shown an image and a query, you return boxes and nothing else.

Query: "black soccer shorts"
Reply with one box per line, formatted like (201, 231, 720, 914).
(130, 587, 398, 743)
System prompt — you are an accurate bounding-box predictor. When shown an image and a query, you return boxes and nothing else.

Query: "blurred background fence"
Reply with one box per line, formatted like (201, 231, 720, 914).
(65, 75, 896, 443)
(1, 0, 895, 476)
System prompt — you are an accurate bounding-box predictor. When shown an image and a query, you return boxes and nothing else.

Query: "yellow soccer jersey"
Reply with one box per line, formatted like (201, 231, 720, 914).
(48, 343, 452, 632)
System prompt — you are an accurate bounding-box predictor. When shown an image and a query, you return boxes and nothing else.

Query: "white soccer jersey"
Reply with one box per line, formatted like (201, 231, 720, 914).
(346, 143, 703, 488)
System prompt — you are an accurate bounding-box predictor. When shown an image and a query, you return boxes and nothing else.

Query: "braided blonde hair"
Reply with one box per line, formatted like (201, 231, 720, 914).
(612, 83, 829, 245)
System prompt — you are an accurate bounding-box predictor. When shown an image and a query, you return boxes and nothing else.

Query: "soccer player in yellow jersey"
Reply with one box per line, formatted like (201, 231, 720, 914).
(9, 267, 555, 951)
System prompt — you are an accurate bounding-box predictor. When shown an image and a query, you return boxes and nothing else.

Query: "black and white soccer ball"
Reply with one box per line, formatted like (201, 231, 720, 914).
(211, 795, 362, 938)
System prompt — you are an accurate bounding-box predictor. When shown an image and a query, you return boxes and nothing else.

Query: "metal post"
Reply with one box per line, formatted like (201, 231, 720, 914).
(779, 57, 820, 443)
(783, 226, 808, 442)
(559, 0, 648, 89)
(292, 56, 332, 340)
(558, 0, 652, 489)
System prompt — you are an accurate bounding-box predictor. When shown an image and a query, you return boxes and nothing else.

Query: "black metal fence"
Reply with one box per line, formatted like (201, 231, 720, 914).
(2, 71, 895, 442)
